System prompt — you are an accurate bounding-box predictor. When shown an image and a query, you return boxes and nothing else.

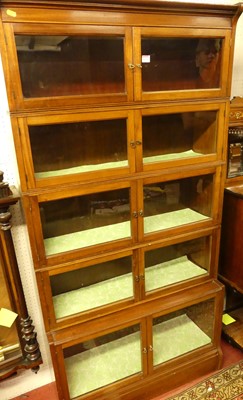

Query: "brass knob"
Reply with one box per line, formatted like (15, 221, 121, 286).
(128, 63, 135, 69)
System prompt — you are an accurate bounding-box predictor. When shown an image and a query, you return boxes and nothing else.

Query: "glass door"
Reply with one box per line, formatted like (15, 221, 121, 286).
(151, 299, 214, 368)
(41, 189, 132, 256)
(48, 252, 135, 324)
(133, 27, 231, 101)
(63, 323, 144, 399)
(143, 234, 212, 295)
(140, 172, 214, 239)
(18, 110, 135, 189)
(31, 181, 137, 266)
(137, 103, 225, 172)
(6, 24, 133, 109)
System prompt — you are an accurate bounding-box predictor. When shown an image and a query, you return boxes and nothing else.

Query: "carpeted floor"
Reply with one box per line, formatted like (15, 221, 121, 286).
(167, 361, 243, 400)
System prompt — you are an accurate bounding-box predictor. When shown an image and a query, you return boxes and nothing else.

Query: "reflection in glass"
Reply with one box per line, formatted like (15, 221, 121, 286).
(40, 189, 131, 256)
(143, 174, 213, 234)
(29, 119, 128, 179)
(64, 325, 142, 398)
(152, 300, 214, 365)
(15, 35, 125, 98)
(51, 256, 133, 319)
(0, 259, 21, 363)
(141, 37, 222, 92)
(142, 111, 217, 164)
(144, 236, 210, 292)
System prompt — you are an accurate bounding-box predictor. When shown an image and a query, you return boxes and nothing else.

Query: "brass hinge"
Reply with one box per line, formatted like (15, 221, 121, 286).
(130, 140, 142, 149)
(135, 274, 145, 282)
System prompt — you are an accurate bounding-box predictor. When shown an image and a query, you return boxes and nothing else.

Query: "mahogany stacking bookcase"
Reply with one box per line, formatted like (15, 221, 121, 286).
(0, 1, 242, 399)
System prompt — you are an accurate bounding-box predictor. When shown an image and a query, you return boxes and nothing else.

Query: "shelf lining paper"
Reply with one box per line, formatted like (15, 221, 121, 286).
(53, 255, 206, 319)
(65, 314, 211, 398)
(44, 208, 208, 256)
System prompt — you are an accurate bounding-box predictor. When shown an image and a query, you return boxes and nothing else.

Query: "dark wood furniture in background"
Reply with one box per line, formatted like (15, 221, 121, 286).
(220, 185, 243, 350)
(0, 171, 42, 380)
(225, 97, 243, 186)
(0, 1, 242, 399)
(219, 97, 243, 351)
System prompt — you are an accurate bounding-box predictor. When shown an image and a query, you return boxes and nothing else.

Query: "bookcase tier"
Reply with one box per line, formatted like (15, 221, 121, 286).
(65, 313, 211, 398)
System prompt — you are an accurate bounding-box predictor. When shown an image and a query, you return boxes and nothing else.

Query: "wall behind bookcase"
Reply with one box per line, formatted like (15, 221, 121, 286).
(0, 55, 55, 398)
(0, 1, 242, 398)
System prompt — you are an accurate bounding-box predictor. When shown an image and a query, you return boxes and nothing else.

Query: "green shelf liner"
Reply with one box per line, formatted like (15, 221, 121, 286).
(35, 150, 201, 179)
(44, 208, 208, 256)
(53, 272, 133, 319)
(65, 330, 142, 398)
(65, 314, 211, 399)
(53, 256, 206, 319)
(144, 208, 208, 234)
(44, 221, 131, 256)
(35, 160, 128, 178)
(145, 255, 206, 292)
(143, 149, 201, 163)
(153, 314, 211, 365)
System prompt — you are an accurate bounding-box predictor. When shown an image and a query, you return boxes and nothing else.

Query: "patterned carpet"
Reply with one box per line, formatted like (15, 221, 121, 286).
(168, 361, 243, 400)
